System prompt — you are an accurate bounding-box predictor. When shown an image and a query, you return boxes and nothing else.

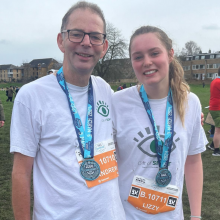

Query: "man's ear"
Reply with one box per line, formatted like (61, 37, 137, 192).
(100, 39, 108, 59)
(57, 33, 65, 53)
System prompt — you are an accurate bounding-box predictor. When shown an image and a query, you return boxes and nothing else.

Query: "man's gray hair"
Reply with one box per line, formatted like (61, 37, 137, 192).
(61, 1, 106, 33)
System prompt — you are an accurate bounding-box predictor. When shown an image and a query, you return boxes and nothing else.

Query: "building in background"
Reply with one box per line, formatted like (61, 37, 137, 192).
(25, 58, 61, 80)
(0, 64, 23, 82)
(0, 58, 62, 82)
(182, 52, 220, 80)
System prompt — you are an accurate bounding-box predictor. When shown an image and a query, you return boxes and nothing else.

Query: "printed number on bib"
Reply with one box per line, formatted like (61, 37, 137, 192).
(128, 175, 179, 214)
(76, 139, 119, 188)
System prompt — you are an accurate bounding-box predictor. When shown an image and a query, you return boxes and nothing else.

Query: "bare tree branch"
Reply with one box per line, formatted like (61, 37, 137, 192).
(94, 22, 128, 79)
(180, 41, 202, 56)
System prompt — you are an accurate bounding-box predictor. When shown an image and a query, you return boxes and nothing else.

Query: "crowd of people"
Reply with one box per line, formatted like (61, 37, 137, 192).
(0, 86, 20, 128)
(0, 1, 216, 220)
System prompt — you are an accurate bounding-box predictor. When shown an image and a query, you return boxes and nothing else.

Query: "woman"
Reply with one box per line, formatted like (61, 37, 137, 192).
(113, 26, 207, 220)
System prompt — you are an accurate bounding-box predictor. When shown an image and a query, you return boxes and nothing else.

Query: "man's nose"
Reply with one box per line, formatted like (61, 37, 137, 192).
(81, 34, 91, 46)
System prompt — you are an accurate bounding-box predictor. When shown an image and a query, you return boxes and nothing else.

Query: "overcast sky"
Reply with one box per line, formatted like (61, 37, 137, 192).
(1, 0, 220, 66)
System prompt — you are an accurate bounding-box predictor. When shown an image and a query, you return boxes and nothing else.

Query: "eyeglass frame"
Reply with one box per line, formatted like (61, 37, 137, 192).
(61, 29, 107, 46)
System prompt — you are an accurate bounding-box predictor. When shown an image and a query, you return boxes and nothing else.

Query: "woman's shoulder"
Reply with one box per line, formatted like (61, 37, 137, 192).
(113, 86, 138, 100)
(187, 92, 200, 104)
(185, 92, 201, 114)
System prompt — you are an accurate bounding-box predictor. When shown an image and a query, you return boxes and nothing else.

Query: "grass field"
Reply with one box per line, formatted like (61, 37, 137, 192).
(0, 82, 24, 89)
(0, 83, 219, 219)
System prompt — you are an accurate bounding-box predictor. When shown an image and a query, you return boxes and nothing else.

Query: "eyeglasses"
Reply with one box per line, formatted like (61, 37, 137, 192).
(61, 30, 106, 45)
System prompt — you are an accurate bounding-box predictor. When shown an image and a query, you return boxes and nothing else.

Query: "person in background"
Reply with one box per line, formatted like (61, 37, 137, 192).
(208, 67, 220, 156)
(6, 86, 15, 102)
(0, 98, 5, 128)
(48, 70, 53, 74)
(5, 87, 9, 101)
(113, 26, 207, 220)
(117, 85, 123, 91)
(15, 87, 20, 95)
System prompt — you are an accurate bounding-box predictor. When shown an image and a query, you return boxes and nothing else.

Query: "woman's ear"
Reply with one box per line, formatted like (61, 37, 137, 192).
(169, 49, 174, 63)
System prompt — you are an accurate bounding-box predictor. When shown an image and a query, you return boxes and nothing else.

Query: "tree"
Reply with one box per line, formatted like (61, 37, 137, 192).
(180, 41, 201, 56)
(94, 22, 128, 79)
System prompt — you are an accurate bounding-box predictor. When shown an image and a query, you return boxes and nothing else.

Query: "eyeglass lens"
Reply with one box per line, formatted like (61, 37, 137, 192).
(68, 30, 104, 45)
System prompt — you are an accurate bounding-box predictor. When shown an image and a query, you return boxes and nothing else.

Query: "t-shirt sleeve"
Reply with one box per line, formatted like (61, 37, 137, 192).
(187, 94, 208, 155)
(10, 100, 41, 157)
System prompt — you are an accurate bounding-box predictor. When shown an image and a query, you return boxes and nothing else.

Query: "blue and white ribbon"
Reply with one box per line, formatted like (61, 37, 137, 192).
(139, 85, 174, 169)
(56, 67, 94, 159)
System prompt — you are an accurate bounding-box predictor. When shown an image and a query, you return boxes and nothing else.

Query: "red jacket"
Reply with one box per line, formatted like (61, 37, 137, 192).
(209, 77, 220, 110)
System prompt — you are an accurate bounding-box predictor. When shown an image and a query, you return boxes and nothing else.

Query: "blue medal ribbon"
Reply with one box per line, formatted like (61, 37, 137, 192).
(56, 67, 94, 159)
(139, 85, 174, 170)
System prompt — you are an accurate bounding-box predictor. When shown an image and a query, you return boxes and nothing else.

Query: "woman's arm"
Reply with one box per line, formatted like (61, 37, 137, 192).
(185, 153, 203, 220)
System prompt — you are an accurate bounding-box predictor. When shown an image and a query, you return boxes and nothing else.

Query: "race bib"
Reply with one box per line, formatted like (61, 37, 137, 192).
(128, 175, 179, 214)
(76, 139, 119, 188)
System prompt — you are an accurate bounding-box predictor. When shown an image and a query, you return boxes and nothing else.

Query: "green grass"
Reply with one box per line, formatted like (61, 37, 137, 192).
(0, 83, 24, 89)
(0, 92, 14, 220)
(182, 84, 220, 219)
(0, 84, 219, 219)
(110, 82, 137, 91)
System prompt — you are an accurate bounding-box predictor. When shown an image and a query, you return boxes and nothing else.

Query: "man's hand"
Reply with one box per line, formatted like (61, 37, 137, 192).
(0, 121, 5, 128)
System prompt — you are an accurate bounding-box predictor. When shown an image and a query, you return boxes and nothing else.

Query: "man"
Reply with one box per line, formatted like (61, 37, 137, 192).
(0, 98, 5, 128)
(10, 2, 125, 220)
(6, 86, 15, 102)
(208, 67, 220, 156)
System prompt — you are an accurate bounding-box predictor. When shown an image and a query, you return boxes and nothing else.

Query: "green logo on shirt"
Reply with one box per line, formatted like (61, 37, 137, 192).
(133, 126, 179, 158)
(96, 101, 109, 117)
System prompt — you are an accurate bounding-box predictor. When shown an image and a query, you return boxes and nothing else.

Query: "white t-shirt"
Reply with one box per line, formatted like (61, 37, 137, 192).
(10, 74, 125, 220)
(112, 86, 207, 220)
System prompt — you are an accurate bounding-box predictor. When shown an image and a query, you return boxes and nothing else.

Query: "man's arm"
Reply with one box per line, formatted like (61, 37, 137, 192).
(12, 153, 34, 220)
(185, 153, 203, 220)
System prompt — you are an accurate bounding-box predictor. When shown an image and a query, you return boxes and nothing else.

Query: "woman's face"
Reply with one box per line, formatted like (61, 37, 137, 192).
(130, 33, 173, 89)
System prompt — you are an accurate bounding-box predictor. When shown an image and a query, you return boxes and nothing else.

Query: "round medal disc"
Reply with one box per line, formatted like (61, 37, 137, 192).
(80, 159, 100, 181)
(155, 169, 172, 187)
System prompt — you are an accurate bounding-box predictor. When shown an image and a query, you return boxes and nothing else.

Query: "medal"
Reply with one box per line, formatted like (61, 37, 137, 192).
(57, 67, 99, 181)
(155, 169, 172, 187)
(80, 159, 100, 181)
(140, 85, 174, 187)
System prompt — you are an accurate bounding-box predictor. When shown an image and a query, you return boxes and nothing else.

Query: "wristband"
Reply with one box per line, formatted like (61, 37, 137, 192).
(190, 216, 202, 219)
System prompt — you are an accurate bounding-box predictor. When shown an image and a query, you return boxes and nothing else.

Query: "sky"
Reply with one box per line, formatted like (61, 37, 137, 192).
(1, 0, 220, 66)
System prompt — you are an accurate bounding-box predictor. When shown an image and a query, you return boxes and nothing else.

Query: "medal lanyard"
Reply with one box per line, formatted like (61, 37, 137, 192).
(139, 85, 174, 169)
(56, 67, 94, 159)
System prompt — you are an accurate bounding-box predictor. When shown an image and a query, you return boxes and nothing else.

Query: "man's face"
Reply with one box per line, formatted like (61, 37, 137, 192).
(57, 9, 108, 76)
